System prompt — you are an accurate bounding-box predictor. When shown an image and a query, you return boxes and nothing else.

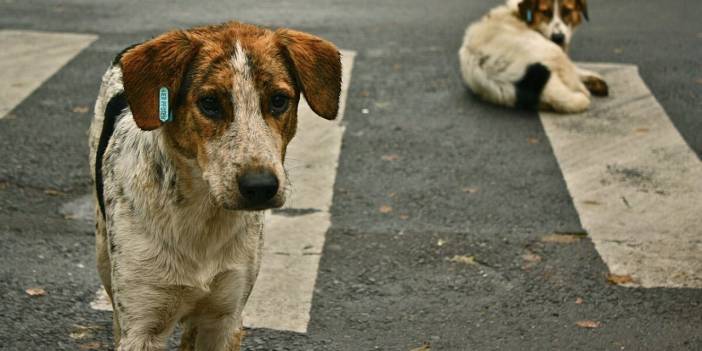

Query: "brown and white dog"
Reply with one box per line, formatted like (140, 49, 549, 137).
(458, 0, 608, 113)
(88, 22, 341, 350)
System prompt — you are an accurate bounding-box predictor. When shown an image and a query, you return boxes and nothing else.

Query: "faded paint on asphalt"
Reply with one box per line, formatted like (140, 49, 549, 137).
(541, 63, 702, 288)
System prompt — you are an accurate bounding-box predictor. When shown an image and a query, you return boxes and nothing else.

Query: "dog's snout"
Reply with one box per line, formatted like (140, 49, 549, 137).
(238, 170, 279, 205)
(551, 33, 566, 46)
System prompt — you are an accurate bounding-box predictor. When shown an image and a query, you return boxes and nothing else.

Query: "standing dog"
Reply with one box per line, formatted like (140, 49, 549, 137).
(458, 0, 608, 113)
(89, 22, 341, 350)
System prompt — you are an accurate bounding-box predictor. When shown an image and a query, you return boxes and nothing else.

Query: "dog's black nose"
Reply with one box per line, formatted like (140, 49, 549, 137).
(551, 33, 566, 46)
(238, 171, 279, 205)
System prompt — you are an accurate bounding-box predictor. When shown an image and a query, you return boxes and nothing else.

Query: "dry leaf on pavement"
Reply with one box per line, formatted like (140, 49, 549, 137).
(410, 342, 431, 351)
(379, 205, 393, 214)
(26, 287, 47, 296)
(78, 341, 102, 350)
(575, 297, 584, 305)
(576, 320, 601, 329)
(72, 106, 90, 114)
(527, 137, 540, 144)
(607, 273, 635, 285)
(381, 154, 400, 161)
(462, 187, 479, 194)
(449, 255, 476, 265)
(541, 233, 584, 244)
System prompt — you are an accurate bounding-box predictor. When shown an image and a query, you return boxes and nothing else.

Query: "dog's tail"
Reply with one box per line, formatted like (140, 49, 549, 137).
(514, 63, 551, 110)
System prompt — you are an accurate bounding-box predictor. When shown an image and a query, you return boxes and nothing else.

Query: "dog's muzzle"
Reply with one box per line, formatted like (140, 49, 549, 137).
(551, 33, 566, 47)
(238, 170, 279, 208)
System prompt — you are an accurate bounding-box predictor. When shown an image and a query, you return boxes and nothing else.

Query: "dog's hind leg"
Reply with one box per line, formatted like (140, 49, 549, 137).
(541, 74, 591, 113)
(577, 67, 609, 97)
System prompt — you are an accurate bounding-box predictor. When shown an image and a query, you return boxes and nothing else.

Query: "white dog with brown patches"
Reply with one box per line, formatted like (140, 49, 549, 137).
(458, 0, 608, 113)
(89, 22, 341, 350)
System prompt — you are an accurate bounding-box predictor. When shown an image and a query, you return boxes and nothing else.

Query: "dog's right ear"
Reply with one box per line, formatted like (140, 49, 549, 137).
(119, 31, 200, 130)
(576, 0, 589, 21)
(518, 0, 537, 24)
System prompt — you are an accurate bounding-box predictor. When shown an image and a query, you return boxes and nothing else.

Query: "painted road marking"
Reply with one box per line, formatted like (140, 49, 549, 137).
(541, 63, 702, 288)
(242, 50, 356, 333)
(0, 30, 97, 118)
(86, 51, 356, 333)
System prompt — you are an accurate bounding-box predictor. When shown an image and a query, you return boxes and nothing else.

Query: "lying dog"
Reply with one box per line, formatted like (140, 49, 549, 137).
(89, 22, 341, 350)
(458, 0, 608, 113)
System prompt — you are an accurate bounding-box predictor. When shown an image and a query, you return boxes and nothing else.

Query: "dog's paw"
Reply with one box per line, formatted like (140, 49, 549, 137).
(582, 76, 609, 97)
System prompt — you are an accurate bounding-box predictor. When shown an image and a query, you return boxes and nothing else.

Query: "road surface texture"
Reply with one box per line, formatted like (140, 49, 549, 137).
(1, 0, 701, 350)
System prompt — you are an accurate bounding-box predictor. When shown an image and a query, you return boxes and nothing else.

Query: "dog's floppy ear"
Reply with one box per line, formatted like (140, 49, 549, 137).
(276, 29, 342, 120)
(518, 0, 537, 24)
(119, 31, 200, 130)
(576, 0, 589, 21)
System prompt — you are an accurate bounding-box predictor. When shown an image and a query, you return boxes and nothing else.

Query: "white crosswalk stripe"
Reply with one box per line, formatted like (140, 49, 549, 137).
(0, 30, 97, 118)
(541, 63, 702, 288)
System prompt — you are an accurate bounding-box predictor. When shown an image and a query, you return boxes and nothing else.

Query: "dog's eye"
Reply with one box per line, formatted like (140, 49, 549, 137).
(270, 93, 290, 116)
(197, 95, 223, 119)
(561, 8, 571, 16)
(544, 10, 553, 17)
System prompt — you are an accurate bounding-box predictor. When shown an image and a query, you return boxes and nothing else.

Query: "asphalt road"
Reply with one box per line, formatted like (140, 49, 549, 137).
(1, 0, 701, 350)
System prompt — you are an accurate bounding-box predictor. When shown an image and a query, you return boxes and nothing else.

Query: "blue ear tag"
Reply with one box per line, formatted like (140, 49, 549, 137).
(526, 10, 533, 23)
(159, 87, 174, 123)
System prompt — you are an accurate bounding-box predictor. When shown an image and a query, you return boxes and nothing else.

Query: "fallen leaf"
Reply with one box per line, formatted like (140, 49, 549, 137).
(388, 192, 396, 198)
(393, 63, 402, 71)
(607, 273, 635, 285)
(358, 90, 370, 97)
(522, 253, 542, 263)
(381, 154, 400, 161)
(576, 320, 601, 329)
(70, 325, 102, 340)
(449, 255, 476, 265)
(541, 233, 584, 244)
(634, 127, 650, 134)
(399, 214, 410, 220)
(26, 287, 47, 296)
(379, 205, 393, 214)
(72, 106, 89, 114)
(462, 187, 479, 194)
(44, 189, 65, 196)
(78, 341, 102, 350)
(575, 297, 584, 305)
(410, 342, 431, 351)
(582, 200, 601, 206)
(527, 137, 540, 145)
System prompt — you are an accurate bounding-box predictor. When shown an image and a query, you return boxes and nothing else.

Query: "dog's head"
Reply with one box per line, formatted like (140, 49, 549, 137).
(517, 0, 589, 50)
(118, 23, 342, 211)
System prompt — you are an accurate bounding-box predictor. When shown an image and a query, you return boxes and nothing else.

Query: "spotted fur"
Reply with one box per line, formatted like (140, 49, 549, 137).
(89, 22, 342, 350)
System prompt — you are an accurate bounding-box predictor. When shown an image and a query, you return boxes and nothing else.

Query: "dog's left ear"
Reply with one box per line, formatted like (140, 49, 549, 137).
(577, 0, 590, 21)
(119, 31, 200, 130)
(276, 29, 342, 120)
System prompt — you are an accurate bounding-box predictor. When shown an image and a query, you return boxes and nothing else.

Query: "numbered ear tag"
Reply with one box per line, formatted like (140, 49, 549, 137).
(159, 87, 174, 123)
(526, 10, 533, 23)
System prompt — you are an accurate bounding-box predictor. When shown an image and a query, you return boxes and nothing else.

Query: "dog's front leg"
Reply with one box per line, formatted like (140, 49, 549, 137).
(183, 270, 254, 351)
(112, 282, 185, 351)
(576, 67, 609, 97)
